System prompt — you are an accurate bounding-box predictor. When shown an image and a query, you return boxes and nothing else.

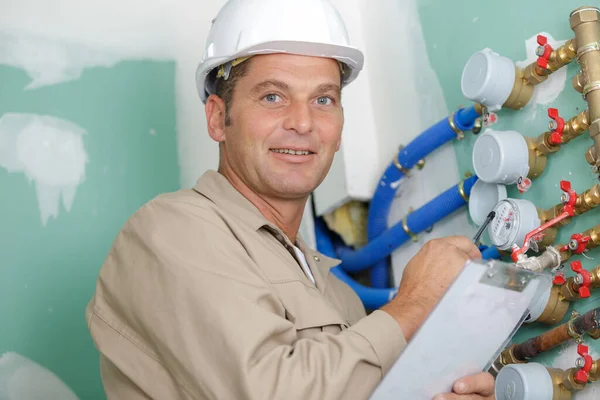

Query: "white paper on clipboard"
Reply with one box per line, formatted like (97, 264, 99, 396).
(370, 259, 552, 400)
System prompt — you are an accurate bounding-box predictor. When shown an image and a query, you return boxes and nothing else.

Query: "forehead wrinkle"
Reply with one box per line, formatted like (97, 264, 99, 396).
(250, 79, 289, 95)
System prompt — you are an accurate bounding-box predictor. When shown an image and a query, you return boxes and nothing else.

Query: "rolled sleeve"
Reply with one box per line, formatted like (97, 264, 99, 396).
(348, 309, 407, 375)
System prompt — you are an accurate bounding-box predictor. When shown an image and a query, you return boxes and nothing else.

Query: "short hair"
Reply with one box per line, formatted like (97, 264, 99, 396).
(212, 57, 344, 126)
(213, 58, 253, 126)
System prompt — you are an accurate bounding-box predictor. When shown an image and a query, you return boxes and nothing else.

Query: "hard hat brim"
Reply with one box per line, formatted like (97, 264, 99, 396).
(196, 40, 365, 103)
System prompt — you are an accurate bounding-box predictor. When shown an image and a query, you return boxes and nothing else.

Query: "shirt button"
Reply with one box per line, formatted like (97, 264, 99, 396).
(313, 255, 320, 262)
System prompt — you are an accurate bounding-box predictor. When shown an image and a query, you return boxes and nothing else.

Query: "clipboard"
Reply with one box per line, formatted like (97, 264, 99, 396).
(370, 259, 552, 400)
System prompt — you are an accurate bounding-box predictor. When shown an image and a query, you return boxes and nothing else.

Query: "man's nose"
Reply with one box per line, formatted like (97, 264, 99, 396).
(283, 101, 313, 135)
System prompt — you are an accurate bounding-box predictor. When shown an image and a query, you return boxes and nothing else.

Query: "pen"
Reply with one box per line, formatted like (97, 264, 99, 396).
(472, 211, 496, 245)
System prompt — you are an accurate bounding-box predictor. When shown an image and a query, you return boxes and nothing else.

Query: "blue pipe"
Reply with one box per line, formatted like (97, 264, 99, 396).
(314, 218, 397, 310)
(368, 105, 480, 288)
(341, 175, 478, 272)
(481, 246, 502, 260)
(455, 105, 480, 131)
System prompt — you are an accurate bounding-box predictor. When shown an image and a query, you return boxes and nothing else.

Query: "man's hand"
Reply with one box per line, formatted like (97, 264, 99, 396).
(381, 236, 481, 339)
(433, 372, 495, 400)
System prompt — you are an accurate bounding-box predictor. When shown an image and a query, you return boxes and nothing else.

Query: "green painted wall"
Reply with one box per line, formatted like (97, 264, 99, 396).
(0, 61, 178, 399)
(418, 1, 600, 367)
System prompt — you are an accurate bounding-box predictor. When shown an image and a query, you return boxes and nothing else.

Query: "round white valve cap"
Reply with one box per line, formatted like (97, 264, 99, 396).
(495, 363, 553, 400)
(473, 129, 530, 185)
(469, 180, 508, 226)
(461, 48, 516, 111)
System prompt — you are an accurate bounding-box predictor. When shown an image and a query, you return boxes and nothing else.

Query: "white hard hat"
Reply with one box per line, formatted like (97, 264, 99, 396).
(196, 0, 365, 103)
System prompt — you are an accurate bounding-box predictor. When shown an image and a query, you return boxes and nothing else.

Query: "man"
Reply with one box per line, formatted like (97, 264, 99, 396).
(86, 0, 495, 399)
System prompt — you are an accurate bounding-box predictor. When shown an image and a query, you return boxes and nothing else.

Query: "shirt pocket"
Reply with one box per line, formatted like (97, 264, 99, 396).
(272, 280, 349, 338)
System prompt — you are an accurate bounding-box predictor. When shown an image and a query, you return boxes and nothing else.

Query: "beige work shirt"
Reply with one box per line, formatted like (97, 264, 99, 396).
(86, 170, 407, 400)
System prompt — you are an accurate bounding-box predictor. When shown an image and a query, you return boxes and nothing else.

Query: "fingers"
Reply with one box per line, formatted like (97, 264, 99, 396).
(443, 236, 482, 260)
(453, 372, 495, 396)
(432, 372, 495, 400)
(432, 394, 491, 400)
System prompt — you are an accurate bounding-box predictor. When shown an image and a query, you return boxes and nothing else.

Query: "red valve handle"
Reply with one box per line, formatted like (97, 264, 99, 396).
(560, 180, 577, 216)
(548, 108, 565, 145)
(571, 260, 592, 298)
(511, 181, 576, 262)
(537, 34, 553, 69)
(553, 272, 566, 285)
(575, 343, 594, 383)
(572, 233, 591, 254)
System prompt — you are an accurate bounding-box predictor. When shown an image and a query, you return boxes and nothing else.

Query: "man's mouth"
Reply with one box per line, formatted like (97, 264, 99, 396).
(270, 148, 314, 155)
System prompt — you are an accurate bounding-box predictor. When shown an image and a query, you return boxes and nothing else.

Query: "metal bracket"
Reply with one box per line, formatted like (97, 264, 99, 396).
(449, 112, 465, 140)
(402, 207, 419, 243)
(458, 179, 470, 202)
(393, 145, 425, 176)
(568, 310, 584, 344)
(479, 261, 532, 292)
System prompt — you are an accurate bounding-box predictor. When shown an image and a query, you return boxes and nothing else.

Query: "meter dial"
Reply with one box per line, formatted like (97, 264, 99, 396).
(489, 199, 540, 250)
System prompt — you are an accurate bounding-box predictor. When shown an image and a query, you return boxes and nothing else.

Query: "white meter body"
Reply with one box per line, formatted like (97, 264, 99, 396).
(472, 129, 530, 185)
(489, 199, 540, 250)
(495, 363, 553, 400)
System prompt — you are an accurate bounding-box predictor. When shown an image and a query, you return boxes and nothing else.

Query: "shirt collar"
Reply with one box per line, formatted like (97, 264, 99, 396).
(193, 170, 272, 232)
(194, 170, 340, 286)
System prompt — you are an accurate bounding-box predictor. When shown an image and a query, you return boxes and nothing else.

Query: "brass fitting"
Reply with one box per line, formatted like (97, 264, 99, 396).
(500, 345, 526, 366)
(555, 244, 572, 264)
(560, 279, 583, 302)
(586, 145, 598, 166)
(520, 38, 577, 91)
(555, 224, 600, 262)
(548, 367, 578, 400)
(575, 184, 600, 214)
(558, 367, 589, 392)
(524, 110, 589, 176)
(549, 39, 578, 72)
(504, 67, 536, 110)
(589, 328, 600, 340)
(474, 102, 486, 116)
(537, 285, 571, 325)
(560, 263, 600, 301)
(573, 72, 585, 93)
(589, 359, 600, 382)
(526, 138, 549, 179)
(536, 207, 563, 246)
(571, 6, 600, 167)
(563, 109, 591, 144)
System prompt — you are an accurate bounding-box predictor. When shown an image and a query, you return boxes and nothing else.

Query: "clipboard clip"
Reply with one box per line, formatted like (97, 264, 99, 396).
(478, 260, 535, 292)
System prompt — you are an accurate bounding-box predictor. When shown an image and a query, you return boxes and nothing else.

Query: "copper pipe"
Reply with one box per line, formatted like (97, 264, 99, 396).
(571, 7, 600, 167)
(510, 307, 600, 362)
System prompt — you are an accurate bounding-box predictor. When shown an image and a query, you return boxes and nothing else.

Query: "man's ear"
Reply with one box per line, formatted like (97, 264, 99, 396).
(205, 94, 227, 142)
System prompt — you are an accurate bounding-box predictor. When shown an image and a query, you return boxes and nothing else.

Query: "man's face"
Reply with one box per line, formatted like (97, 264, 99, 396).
(207, 53, 344, 200)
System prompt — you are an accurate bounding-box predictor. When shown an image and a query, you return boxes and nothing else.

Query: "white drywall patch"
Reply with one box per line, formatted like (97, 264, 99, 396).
(0, 0, 228, 189)
(541, 342, 600, 399)
(0, 113, 88, 225)
(0, 352, 79, 400)
(359, 0, 473, 283)
(516, 33, 568, 120)
(0, 32, 119, 90)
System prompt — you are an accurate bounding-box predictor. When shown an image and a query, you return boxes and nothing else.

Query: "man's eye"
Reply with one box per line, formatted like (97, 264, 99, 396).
(316, 96, 333, 106)
(263, 94, 282, 103)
